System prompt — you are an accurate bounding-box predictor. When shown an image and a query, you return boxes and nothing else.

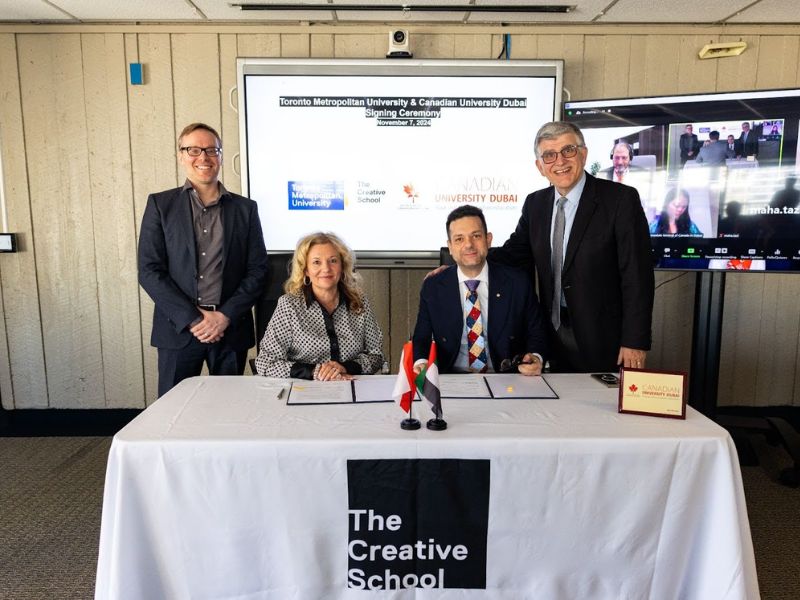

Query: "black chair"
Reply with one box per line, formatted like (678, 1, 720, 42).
(439, 246, 455, 266)
(251, 253, 293, 375)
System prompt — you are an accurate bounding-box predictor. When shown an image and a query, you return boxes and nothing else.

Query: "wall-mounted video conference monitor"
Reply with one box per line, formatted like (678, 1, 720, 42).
(564, 89, 800, 272)
(238, 58, 562, 265)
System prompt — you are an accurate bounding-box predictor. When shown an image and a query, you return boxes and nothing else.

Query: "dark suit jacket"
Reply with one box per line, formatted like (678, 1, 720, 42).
(138, 186, 269, 351)
(679, 133, 699, 160)
(412, 262, 547, 373)
(492, 173, 654, 372)
(738, 131, 758, 157)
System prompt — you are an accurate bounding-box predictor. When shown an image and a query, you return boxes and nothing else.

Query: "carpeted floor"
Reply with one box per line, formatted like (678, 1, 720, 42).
(0, 435, 797, 599)
(0, 437, 110, 600)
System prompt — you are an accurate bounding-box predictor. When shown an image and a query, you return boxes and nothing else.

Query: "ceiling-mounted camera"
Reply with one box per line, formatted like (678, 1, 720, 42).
(387, 30, 412, 59)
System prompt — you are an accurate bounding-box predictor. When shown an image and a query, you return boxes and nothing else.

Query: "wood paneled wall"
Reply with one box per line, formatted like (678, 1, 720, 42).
(0, 24, 798, 409)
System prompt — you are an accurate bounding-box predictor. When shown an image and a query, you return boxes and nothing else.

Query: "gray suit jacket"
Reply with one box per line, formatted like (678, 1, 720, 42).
(696, 141, 729, 166)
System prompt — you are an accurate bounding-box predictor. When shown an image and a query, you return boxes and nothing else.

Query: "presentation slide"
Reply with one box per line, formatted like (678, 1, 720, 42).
(241, 61, 561, 257)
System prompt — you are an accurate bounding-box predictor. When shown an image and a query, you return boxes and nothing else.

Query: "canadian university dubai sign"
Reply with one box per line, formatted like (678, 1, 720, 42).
(347, 459, 490, 591)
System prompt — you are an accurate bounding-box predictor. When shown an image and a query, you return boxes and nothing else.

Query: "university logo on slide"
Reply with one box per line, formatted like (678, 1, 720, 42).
(347, 459, 490, 591)
(287, 180, 344, 210)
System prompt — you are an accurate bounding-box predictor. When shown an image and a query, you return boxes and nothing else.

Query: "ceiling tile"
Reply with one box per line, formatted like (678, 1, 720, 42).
(598, 0, 754, 23)
(50, 0, 204, 21)
(0, 0, 75, 21)
(727, 0, 800, 23)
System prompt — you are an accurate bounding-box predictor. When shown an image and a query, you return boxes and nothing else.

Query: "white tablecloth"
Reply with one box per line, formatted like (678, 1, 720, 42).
(95, 375, 759, 599)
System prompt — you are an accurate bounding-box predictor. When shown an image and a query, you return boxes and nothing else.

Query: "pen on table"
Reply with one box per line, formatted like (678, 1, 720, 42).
(277, 388, 285, 400)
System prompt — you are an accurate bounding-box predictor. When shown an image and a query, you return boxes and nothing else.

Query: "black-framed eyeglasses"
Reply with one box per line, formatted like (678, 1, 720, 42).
(180, 146, 222, 157)
(539, 144, 584, 164)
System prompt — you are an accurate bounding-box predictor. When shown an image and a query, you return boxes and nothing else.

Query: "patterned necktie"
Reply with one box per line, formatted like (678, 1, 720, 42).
(551, 196, 568, 330)
(464, 280, 488, 372)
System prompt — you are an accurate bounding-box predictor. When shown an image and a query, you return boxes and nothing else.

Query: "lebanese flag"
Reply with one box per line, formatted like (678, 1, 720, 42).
(392, 340, 416, 414)
(415, 341, 442, 419)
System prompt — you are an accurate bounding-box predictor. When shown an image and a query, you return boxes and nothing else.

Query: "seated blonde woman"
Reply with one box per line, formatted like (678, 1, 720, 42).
(255, 232, 383, 380)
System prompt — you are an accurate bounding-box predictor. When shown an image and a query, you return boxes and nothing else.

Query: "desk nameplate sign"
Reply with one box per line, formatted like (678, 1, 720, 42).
(618, 368, 687, 419)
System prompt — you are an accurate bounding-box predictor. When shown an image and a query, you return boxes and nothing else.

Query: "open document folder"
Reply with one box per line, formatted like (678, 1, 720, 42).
(286, 374, 557, 405)
(287, 375, 404, 405)
(440, 374, 558, 399)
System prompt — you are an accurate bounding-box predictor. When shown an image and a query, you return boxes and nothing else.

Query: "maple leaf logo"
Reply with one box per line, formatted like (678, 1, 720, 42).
(629, 384, 638, 393)
(403, 184, 419, 202)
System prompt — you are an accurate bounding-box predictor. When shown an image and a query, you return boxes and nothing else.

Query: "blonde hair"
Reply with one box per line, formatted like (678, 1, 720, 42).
(285, 232, 366, 313)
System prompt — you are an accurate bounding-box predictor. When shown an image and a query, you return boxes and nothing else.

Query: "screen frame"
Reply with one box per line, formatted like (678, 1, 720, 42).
(237, 57, 563, 266)
(564, 87, 800, 274)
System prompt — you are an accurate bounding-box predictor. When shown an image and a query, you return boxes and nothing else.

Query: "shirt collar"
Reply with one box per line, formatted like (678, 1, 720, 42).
(182, 179, 230, 205)
(456, 262, 489, 284)
(303, 284, 346, 311)
(554, 171, 587, 205)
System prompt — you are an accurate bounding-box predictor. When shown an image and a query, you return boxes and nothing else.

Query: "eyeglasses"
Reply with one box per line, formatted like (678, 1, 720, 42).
(180, 146, 222, 157)
(539, 144, 584, 164)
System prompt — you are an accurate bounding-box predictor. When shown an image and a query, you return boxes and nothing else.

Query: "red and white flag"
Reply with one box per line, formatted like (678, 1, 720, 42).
(392, 340, 416, 414)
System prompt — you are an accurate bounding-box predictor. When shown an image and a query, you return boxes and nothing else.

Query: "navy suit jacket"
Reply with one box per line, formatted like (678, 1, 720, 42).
(492, 173, 654, 372)
(138, 186, 269, 351)
(412, 261, 547, 373)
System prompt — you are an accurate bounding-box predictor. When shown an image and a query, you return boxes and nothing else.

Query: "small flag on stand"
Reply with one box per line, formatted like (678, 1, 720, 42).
(416, 341, 447, 431)
(392, 340, 421, 430)
(415, 340, 442, 419)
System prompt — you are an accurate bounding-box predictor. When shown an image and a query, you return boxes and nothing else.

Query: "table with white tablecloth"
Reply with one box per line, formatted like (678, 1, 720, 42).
(95, 375, 759, 599)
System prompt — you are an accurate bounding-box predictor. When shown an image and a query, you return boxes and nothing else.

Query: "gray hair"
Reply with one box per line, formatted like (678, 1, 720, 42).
(534, 122, 585, 158)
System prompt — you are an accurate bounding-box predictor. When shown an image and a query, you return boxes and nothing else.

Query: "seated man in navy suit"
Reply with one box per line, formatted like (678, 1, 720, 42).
(412, 205, 547, 375)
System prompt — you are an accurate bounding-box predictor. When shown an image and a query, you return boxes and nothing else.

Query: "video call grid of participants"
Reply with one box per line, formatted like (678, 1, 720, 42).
(581, 119, 800, 263)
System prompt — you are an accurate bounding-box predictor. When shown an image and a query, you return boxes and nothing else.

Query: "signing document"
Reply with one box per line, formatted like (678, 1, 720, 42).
(287, 381, 353, 405)
(440, 374, 492, 398)
(353, 375, 398, 403)
(485, 374, 558, 399)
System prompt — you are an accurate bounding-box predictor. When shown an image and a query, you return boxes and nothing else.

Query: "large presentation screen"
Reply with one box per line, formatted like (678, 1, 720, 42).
(239, 59, 562, 263)
(565, 89, 800, 272)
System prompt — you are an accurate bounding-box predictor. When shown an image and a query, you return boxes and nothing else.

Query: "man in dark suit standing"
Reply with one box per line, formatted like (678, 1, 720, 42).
(492, 121, 654, 373)
(738, 121, 759, 158)
(679, 124, 699, 165)
(138, 123, 269, 396)
(413, 205, 547, 375)
(726, 135, 739, 159)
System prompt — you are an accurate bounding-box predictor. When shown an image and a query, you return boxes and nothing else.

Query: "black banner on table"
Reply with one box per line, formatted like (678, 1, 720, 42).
(346, 458, 490, 591)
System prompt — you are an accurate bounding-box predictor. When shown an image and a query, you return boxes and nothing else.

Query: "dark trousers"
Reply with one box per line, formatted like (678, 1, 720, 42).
(549, 307, 585, 373)
(157, 338, 248, 397)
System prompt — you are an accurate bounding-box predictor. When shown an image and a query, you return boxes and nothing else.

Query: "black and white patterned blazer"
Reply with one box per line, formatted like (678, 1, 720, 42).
(255, 291, 383, 379)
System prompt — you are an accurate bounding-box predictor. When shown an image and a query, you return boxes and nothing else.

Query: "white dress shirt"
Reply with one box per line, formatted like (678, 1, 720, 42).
(453, 263, 492, 372)
(549, 172, 587, 307)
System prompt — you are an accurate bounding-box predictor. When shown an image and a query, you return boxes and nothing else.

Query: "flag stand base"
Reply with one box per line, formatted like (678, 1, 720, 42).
(426, 418, 448, 431)
(400, 418, 421, 430)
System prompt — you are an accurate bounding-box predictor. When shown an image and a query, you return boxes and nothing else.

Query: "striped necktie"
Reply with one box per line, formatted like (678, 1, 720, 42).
(464, 279, 488, 372)
(551, 196, 568, 330)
